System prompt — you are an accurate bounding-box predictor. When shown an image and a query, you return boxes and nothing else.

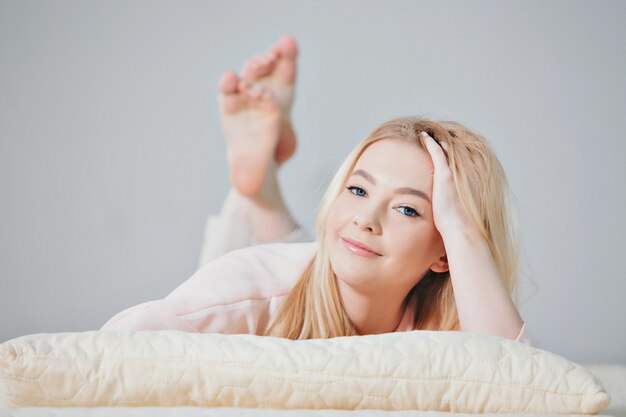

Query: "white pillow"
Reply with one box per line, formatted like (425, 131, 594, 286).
(0, 330, 610, 413)
(584, 364, 626, 417)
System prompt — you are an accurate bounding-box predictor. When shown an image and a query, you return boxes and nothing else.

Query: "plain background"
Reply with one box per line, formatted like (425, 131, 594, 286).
(1, 1, 624, 363)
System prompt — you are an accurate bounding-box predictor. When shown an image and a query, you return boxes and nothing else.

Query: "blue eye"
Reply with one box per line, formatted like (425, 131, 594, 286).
(346, 186, 366, 197)
(397, 206, 419, 217)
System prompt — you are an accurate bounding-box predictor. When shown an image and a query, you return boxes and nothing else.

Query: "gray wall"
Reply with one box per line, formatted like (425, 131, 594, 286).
(1, 0, 624, 363)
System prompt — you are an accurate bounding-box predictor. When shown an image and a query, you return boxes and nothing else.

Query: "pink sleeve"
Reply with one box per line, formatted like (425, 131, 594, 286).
(515, 321, 534, 346)
(100, 300, 201, 332)
(100, 242, 316, 334)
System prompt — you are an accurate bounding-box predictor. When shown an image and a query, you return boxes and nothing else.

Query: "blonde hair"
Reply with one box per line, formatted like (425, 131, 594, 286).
(264, 117, 520, 339)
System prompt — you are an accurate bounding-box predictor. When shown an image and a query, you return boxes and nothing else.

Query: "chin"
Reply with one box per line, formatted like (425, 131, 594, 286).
(329, 251, 379, 285)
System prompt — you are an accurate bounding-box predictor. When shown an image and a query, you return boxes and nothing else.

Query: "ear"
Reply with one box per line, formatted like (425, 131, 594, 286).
(429, 253, 449, 273)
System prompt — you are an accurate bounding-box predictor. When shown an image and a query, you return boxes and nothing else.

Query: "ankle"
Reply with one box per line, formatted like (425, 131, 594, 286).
(247, 195, 298, 243)
(244, 161, 283, 208)
(244, 164, 299, 243)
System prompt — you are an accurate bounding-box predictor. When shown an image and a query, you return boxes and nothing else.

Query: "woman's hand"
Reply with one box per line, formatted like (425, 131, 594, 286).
(421, 132, 480, 241)
(421, 132, 524, 340)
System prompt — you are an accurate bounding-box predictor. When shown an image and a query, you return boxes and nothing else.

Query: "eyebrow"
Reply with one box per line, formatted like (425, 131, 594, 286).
(351, 169, 431, 204)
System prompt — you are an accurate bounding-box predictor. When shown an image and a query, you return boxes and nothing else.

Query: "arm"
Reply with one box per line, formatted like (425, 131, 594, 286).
(100, 299, 201, 332)
(444, 229, 524, 340)
(105, 247, 262, 333)
(105, 241, 316, 333)
(421, 132, 524, 341)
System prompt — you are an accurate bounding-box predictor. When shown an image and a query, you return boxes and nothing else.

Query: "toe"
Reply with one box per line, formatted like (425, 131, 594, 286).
(258, 51, 275, 67)
(260, 51, 279, 76)
(275, 35, 298, 60)
(242, 57, 262, 81)
(219, 70, 240, 94)
(254, 54, 271, 74)
(219, 72, 244, 114)
(243, 52, 278, 81)
(270, 36, 297, 84)
(238, 79, 251, 93)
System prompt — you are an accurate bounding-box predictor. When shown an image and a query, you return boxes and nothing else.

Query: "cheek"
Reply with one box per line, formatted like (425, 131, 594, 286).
(325, 196, 352, 236)
(386, 222, 443, 267)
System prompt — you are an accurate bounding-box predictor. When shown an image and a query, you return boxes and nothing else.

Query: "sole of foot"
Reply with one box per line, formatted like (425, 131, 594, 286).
(219, 70, 282, 198)
(242, 35, 298, 165)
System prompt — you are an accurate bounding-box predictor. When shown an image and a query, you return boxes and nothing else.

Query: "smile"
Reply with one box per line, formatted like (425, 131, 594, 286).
(340, 237, 382, 257)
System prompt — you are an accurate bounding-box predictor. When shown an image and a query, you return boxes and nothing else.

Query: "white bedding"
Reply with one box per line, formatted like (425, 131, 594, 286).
(0, 330, 612, 414)
(0, 409, 618, 417)
(585, 364, 626, 417)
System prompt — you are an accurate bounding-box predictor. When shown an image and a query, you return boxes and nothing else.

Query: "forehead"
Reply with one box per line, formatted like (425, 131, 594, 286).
(353, 139, 433, 184)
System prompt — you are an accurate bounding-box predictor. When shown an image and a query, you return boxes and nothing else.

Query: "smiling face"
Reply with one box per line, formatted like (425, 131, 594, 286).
(325, 138, 449, 295)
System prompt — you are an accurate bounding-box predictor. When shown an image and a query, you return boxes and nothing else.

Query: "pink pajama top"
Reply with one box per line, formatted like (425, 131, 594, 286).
(101, 211, 533, 346)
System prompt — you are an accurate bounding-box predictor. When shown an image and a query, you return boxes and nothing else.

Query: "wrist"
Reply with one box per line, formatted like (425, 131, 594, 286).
(441, 226, 486, 250)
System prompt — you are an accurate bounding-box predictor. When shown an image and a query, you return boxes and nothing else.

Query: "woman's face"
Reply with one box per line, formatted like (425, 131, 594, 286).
(325, 138, 449, 295)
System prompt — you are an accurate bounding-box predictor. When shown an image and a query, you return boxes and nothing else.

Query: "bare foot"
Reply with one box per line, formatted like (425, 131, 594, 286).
(242, 35, 298, 165)
(219, 70, 281, 197)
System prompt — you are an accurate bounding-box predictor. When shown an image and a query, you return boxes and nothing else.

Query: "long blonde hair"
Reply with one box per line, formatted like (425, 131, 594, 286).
(264, 117, 520, 339)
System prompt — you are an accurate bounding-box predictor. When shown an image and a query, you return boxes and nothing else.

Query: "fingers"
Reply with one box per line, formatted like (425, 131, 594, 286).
(420, 132, 450, 172)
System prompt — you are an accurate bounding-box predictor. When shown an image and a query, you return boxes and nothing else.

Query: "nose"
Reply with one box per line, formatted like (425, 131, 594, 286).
(353, 212, 381, 234)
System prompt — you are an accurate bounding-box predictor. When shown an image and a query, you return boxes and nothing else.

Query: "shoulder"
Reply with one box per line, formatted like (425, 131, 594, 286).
(167, 242, 317, 306)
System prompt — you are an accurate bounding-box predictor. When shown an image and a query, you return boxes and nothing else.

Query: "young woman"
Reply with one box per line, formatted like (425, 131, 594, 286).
(101, 36, 532, 345)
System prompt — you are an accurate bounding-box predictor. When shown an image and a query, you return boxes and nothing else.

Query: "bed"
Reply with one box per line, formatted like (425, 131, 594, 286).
(0, 330, 622, 416)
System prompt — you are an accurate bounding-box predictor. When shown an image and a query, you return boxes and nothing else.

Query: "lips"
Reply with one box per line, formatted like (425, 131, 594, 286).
(340, 236, 382, 256)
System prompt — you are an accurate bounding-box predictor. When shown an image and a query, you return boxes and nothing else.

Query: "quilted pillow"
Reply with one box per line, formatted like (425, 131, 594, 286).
(0, 330, 610, 412)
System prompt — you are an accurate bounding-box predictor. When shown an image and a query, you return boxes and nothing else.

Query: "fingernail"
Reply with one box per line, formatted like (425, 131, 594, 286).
(420, 131, 429, 138)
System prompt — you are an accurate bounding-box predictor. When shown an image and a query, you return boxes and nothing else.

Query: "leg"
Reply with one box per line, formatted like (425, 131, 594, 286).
(219, 69, 301, 241)
(198, 37, 306, 267)
(197, 178, 302, 268)
(217, 166, 299, 241)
